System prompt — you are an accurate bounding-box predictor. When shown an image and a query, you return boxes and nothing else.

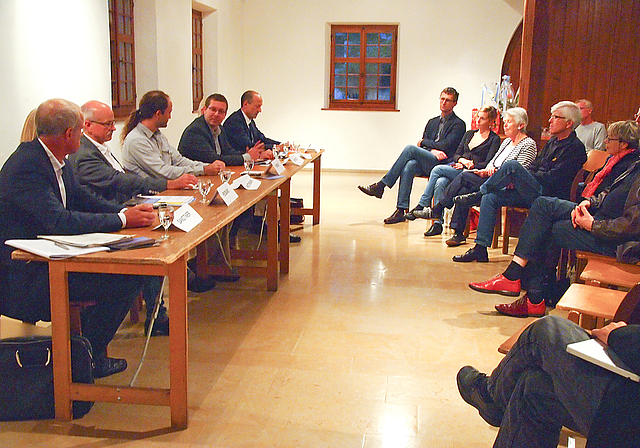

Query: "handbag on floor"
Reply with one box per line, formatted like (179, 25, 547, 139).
(290, 197, 305, 224)
(0, 335, 95, 421)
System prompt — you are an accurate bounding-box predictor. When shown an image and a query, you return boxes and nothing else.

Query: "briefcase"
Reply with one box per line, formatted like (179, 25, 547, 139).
(0, 335, 95, 421)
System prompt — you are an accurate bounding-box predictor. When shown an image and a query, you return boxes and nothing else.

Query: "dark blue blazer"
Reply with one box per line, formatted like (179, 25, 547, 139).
(0, 139, 124, 321)
(419, 112, 466, 162)
(177, 115, 245, 165)
(224, 109, 280, 152)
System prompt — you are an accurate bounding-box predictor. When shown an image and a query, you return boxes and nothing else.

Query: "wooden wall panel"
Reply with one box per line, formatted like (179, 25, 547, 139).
(510, 0, 640, 144)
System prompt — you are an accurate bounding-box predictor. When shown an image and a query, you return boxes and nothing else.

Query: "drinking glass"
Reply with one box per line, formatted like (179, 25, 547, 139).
(219, 170, 232, 184)
(197, 180, 212, 203)
(157, 204, 174, 241)
(244, 158, 254, 173)
(292, 140, 301, 153)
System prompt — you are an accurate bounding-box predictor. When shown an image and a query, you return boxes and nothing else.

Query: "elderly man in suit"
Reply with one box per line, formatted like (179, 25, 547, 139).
(358, 87, 466, 224)
(224, 90, 279, 155)
(0, 98, 158, 378)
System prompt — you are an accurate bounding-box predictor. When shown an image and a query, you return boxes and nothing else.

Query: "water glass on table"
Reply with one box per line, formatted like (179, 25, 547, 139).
(197, 180, 212, 203)
(157, 203, 174, 241)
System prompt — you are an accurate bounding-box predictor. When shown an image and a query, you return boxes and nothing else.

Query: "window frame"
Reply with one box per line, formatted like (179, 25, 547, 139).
(192, 9, 204, 113)
(109, 0, 137, 119)
(328, 24, 398, 111)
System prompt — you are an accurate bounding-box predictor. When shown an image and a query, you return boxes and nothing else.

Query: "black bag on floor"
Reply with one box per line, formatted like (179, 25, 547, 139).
(290, 197, 305, 224)
(0, 335, 95, 421)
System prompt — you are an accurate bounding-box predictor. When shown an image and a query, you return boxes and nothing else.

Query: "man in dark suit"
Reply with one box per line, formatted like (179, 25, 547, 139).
(178, 93, 270, 165)
(0, 98, 158, 378)
(358, 87, 466, 224)
(224, 90, 279, 155)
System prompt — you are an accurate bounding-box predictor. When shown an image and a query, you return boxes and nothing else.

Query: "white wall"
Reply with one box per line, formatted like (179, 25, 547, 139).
(0, 0, 111, 162)
(0, 0, 522, 171)
(241, 0, 522, 171)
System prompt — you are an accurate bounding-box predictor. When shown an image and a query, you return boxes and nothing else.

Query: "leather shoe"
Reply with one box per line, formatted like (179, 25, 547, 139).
(94, 356, 128, 379)
(495, 294, 546, 317)
(453, 245, 488, 263)
(456, 366, 503, 427)
(423, 222, 443, 237)
(384, 208, 407, 224)
(358, 181, 385, 199)
(469, 274, 521, 297)
(454, 191, 483, 207)
(188, 273, 217, 292)
(145, 315, 169, 337)
(289, 233, 301, 243)
(446, 232, 466, 247)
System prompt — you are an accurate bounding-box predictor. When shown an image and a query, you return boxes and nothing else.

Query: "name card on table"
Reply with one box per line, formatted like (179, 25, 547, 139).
(289, 153, 305, 165)
(268, 158, 285, 175)
(231, 174, 261, 190)
(172, 204, 202, 232)
(217, 182, 239, 206)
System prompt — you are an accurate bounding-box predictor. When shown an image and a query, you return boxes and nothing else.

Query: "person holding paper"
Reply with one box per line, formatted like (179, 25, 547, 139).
(456, 315, 640, 448)
(0, 98, 158, 378)
(121, 90, 226, 179)
(178, 93, 268, 165)
(357, 87, 466, 224)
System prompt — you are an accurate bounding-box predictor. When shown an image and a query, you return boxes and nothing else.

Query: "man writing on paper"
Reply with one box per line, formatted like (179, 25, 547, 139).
(68, 100, 196, 335)
(0, 98, 157, 378)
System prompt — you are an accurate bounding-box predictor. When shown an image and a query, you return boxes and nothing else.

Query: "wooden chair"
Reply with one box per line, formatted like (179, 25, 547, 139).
(578, 255, 640, 289)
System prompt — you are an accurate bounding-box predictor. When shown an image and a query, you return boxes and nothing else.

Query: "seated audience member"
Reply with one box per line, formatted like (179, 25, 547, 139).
(468, 120, 640, 317)
(0, 99, 158, 378)
(121, 90, 225, 179)
(224, 90, 279, 155)
(68, 100, 196, 335)
(405, 106, 500, 236)
(179, 93, 272, 165)
(457, 315, 640, 448)
(409, 107, 535, 241)
(452, 101, 586, 263)
(358, 87, 466, 224)
(575, 99, 607, 153)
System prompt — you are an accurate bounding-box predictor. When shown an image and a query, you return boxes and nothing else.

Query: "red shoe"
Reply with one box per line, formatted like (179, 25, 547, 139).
(469, 274, 521, 297)
(495, 294, 546, 318)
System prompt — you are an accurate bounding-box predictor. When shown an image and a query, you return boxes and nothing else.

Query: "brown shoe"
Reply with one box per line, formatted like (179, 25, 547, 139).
(358, 181, 385, 199)
(384, 208, 408, 224)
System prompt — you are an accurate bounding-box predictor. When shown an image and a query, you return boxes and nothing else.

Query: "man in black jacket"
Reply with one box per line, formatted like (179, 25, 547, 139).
(457, 315, 640, 448)
(223, 90, 279, 154)
(358, 87, 466, 224)
(0, 98, 158, 377)
(178, 93, 271, 165)
(453, 101, 587, 263)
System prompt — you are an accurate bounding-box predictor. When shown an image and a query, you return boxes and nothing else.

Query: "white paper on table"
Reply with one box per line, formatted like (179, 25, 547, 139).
(269, 158, 285, 175)
(288, 153, 305, 165)
(172, 203, 202, 232)
(231, 174, 261, 190)
(217, 182, 239, 206)
(301, 153, 312, 159)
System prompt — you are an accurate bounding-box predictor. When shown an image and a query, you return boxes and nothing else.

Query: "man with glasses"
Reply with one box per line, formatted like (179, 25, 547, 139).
(452, 101, 586, 263)
(358, 87, 466, 224)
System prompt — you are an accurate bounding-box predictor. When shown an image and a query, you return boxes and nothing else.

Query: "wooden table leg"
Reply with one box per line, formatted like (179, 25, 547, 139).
(49, 262, 73, 421)
(168, 255, 189, 429)
(312, 156, 321, 225)
(280, 178, 291, 275)
(267, 190, 279, 291)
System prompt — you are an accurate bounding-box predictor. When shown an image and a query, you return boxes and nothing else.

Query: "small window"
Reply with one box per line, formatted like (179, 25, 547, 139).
(109, 0, 137, 119)
(329, 24, 398, 111)
(192, 10, 204, 112)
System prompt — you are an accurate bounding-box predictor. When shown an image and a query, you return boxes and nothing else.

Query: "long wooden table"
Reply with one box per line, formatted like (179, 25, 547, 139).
(11, 150, 322, 429)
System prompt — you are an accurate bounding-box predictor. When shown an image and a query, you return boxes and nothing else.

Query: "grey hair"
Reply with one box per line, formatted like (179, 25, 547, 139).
(551, 101, 581, 130)
(504, 107, 529, 132)
(35, 98, 83, 137)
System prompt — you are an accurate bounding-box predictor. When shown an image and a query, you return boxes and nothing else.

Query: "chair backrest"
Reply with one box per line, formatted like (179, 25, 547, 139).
(613, 283, 640, 324)
(583, 149, 610, 173)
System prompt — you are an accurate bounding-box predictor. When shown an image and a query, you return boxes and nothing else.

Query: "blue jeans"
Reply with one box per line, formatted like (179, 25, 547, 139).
(489, 316, 612, 448)
(381, 144, 442, 209)
(417, 164, 461, 220)
(475, 161, 543, 247)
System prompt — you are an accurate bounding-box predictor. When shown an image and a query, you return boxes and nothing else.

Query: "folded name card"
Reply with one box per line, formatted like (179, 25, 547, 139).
(289, 153, 305, 165)
(231, 174, 261, 190)
(172, 204, 202, 232)
(217, 182, 239, 205)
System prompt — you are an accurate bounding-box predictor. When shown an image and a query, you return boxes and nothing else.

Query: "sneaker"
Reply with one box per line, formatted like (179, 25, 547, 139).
(495, 294, 546, 317)
(404, 205, 424, 221)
